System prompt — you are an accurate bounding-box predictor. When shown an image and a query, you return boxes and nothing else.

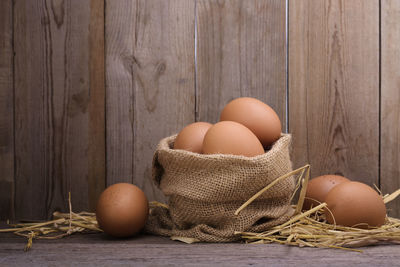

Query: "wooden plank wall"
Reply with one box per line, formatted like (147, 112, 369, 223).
(381, 0, 400, 218)
(12, 0, 105, 220)
(0, 0, 399, 220)
(0, 0, 14, 221)
(106, 0, 196, 202)
(289, 1, 379, 185)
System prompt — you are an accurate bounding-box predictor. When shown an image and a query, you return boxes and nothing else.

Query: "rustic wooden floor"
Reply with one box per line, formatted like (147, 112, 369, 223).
(1, 229, 400, 266)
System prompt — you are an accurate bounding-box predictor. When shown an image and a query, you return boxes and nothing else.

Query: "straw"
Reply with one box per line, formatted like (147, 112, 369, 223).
(0, 193, 102, 251)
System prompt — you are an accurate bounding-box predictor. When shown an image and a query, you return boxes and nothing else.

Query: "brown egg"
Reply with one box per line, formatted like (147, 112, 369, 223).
(220, 97, 282, 148)
(96, 183, 149, 237)
(173, 122, 213, 153)
(202, 121, 264, 157)
(302, 175, 350, 211)
(325, 181, 387, 228)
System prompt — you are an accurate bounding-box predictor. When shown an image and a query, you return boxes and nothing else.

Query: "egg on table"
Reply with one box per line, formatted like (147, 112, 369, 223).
(96, 183, 149, 237)
(202, 121, 264, 157)
(220, 97, 281, 148)
(325, 181, 387, 228)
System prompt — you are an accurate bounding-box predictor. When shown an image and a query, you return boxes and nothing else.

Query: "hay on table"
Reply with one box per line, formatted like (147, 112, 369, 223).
(0, 193, 102, 251)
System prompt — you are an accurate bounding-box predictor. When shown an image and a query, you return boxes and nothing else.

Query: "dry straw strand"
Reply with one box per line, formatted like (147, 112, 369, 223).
(383, 188, 400, 204)
(235, 164, 310, 216)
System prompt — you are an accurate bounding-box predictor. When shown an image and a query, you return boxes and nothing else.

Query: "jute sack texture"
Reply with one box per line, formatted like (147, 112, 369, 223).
(145, 134, 296, 242)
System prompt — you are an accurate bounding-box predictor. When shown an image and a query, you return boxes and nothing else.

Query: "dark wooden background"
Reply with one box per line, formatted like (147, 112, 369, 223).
(0, 0, 399, 220)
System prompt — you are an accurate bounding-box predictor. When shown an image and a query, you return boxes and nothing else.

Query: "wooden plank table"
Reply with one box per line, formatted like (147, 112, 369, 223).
(1, 229, 399, 266)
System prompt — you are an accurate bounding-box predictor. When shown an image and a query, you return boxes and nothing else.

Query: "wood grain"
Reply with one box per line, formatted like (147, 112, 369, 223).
(196, 0, 287, 125)
(14, 0, 105, 219)
(289, 0, 379, 185)
(0, 0, 14, 220)
(1, 234, 400, 266)
(106, 0, 195, 201)
(381, 0, 400, 217)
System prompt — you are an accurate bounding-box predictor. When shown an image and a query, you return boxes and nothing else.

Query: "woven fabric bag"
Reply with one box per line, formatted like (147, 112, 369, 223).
(145, 134, 295, 242)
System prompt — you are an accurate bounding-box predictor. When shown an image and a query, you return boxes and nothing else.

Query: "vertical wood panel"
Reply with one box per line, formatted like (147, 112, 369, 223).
(0, 0, 14, 220)
(105, 0, 135, 187)
(289, 0, 379, 185)
(196, 0, 286, 125)
(14, 0, 46, 220)
(106, 0, 195, 201)
(87, 0, 106, 212)
(14, 0, 105, 219)
(381, 0, 400, 217)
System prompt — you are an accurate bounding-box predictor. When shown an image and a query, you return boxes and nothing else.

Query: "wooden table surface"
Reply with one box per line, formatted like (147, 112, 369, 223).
(1, 229, 400, 266)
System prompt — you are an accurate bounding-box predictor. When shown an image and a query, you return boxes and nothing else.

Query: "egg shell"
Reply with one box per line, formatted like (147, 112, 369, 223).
(302, 174, 350, 211)
(202, 121, 265, 157)
(325, 181, 387, 228)
(173, 122, 213, 153)
(219, 97, 281, 148)
(96, 183, 149, 237)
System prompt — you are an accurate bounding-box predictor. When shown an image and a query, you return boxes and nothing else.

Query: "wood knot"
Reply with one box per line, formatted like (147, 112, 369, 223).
(68, 90, 89, 117)
(155, 61, 166, 79)
(51, 0, 65, 29)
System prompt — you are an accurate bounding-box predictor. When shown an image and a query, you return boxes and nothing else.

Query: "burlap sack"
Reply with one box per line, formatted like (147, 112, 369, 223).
(145, 134, 295, 242)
